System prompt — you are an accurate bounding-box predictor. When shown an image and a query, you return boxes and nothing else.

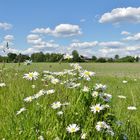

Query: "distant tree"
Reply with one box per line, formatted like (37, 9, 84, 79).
(96, 57, 107, 63)
(72, 50, 79, 62)
(118, 56, 135, 62)
(92, 55, 97, 61)
(115, 54, 119, 60)
(7, 53, 17, 62)
(108, 58, 114, 62)
(31, 52, 45, 62)
(135, 56, 139, 62)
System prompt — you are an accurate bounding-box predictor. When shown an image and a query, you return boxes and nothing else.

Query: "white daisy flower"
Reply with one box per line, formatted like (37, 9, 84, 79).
(51, 78, 59, 84)
(81, 133, 87, 139)
(127, 106, 137, 110)
(91, 91, 98, 97)
(16, 107, 26, 115)
(24, 96, 33, 102)
(51, 101, 62, 109)
(95, 83, 106, 91)
(38, 135, 44, 140)
(66, 124, 80, 133)
(23, 71, 39, 80)
(24, 60, 32, 65)
(122, 80, 127, 84)
(0, 83, 6, 87)
(57, 111, 63, 116)
(82, 86, 89, 92)
(32, 85, 36, 89)
(118, 95, 126, 99)
(63, 54, 73, 60)
(46, 89, 55, 94)
(90, 104, 104, 114)
(95, 121, 110, 131)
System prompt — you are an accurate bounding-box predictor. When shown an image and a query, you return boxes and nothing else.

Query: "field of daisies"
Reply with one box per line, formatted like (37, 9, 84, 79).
(0, 61, 140, 140)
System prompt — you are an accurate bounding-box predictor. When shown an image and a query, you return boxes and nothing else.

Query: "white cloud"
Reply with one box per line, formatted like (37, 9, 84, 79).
(121, 31, 131, 35)
(123, 33, 140, 41)
(99, 7, 140, 24)
(4, 35, 14, 42)
(0, 22, 12, 30)
(70, 41, 98, 48)
(32, 24, 82, 37)
(98, 41, 124, 48)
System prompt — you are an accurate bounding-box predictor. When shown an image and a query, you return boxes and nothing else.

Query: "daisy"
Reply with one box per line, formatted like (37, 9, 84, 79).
(46, 89, 55, 95)
(82, 86, 89, 92)
(57, 111, 63, 116)
(51, 101, 62, 109)
(63, 54, 73, 59)
(91, 91, 98, 97)
(66, 124, 80, 133)
(95, 84, 106, 92)
(23, 71, 39, 80)
(90, 104, 104, 114)
(24, 96, 33, 102)
(122, 80, 128, 84)
(38, 135, 44, 140)
(118, 95, 126, 99)
(127, 106, 137, 110)
(24, 60, 32, 65)
(81, 133, 87, 139)
(51, 78, 59, 84)
(95, 121, 110, 131)
(16, 107, 26, 115)
(0, 83, 6, 87)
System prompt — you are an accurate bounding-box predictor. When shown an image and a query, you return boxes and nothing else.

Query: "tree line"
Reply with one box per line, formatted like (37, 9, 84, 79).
(0, 50, 139, 63)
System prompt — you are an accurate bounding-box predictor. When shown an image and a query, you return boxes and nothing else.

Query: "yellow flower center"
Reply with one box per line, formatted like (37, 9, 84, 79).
(95, 106, 100, 111)
(71, 128, 76, 132)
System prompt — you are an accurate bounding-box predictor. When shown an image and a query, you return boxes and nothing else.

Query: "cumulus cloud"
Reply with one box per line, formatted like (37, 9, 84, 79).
(70, 41, 98, 48)
(0, 22, 12, 30)
(4, 35, 14, 42)
(99, 7, 140, 24)
(31, 24, 82, 37)
(123, 33, 140, 41)
(121, 31, 131, 35)
(98, 41, 124, 48)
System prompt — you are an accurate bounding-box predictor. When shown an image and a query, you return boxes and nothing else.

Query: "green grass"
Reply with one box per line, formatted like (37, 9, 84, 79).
(0, 63, 140, 140)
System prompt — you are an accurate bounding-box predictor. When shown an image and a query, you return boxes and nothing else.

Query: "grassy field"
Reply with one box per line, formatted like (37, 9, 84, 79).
(0, 63, 140, 140)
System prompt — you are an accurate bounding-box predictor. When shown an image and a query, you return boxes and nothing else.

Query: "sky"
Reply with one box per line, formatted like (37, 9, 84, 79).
(0, 0, 140, 57)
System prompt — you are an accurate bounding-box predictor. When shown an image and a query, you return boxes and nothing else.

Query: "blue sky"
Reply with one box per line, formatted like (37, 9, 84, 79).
(0, 0, 140, 57)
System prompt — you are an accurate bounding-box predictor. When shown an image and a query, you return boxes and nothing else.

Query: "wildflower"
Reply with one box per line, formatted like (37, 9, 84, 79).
(23, 71, 39, 80)
(38, 135, 44, 140)
(66, 124, 80, 133)
(127, 106, 137, 110)
(95, 84, 106, 92)
(134, 79, 137, 81)
(118, 95, 126, 99)
(46, 89, 55, 95)
(91, 91, 98, 97)
(82, 86, 89, 92)
(24, 60, 32, 65)
(81, 133, 87, 139)
(57, 111, 63, 116)
(122, 80, 127, 84)
(62, 102, 70, 106)
(100, 93, 112, 102)
(0, 83, 6, 87)
(95, 121, 110, 131)
(70, 63, 82, 70)
(63, 54, 73, 59)
(16, 107, 26, 115)
(24, 96, 33, 102)
(90, 104, 104, 114)
(32, 85, 36, 89)
(51, 78, 59, 84)
(51, 102, 62, 109)
(80, 70, 95, 80)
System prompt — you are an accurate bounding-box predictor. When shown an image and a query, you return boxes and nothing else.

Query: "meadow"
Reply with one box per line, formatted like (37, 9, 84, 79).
(0, 62, 140, 140)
